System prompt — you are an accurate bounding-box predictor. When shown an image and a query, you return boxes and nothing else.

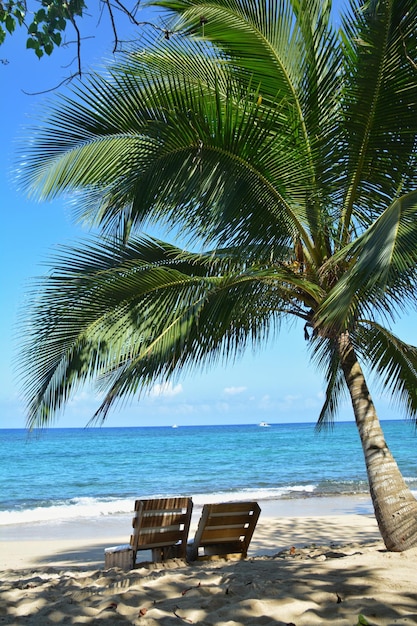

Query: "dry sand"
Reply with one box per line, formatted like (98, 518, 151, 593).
(1, 497, 417, 625)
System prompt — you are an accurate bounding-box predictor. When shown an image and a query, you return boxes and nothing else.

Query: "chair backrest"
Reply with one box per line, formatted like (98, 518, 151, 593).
(130, 497, 193, 562)
(191, 501, 261, 560)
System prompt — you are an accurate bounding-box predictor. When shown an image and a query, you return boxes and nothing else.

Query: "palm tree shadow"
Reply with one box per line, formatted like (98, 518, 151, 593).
(2, 540, 417, 624)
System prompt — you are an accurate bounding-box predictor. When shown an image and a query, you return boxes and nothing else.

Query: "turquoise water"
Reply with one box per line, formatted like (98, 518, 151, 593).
(1, 421, 416, 526)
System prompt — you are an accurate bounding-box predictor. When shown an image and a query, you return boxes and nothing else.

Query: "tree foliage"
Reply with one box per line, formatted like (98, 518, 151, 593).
(15, 0, 417, 549)
(0, 0, 171, 75)
(17, 0, 417, 425)
(1, 0, 86, 58)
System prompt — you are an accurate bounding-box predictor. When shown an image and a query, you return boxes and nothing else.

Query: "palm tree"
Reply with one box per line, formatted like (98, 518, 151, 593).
(18, 0, 417, 551)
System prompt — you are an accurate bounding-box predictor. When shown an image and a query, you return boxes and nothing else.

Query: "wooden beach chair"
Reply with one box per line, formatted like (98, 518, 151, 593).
(105, 497, 193, 569)
(187, 501, 261, 561)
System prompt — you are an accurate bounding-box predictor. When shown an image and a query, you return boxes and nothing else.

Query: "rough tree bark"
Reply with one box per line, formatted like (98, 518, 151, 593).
(337, 332, 417, 551)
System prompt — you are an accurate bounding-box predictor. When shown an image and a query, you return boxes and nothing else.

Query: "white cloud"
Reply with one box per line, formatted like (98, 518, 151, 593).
(284, 394, 299, 403)
(149, 382, 183, 398)
(259, 394, 272, 409)
(68, 390, 104, 406)
(224, 386, 247, 396)
(216, 401, 231, 412)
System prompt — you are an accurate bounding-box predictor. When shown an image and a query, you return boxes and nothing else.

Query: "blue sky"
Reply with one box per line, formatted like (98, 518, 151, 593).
(1, 1, 416, 429)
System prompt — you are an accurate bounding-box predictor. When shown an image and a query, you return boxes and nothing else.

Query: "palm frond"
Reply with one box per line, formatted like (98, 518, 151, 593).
(150, 0, 344, 245)
(339, 0, 417, 234)
(354, 321, 417, 420)
(19, 46, 319, 253)
(316, 190, 417, 333)
(18, 237, 204, 426)
(19, 236, 325, 427)
(309, 335, 348, 431)
(18, 0, 345, 258)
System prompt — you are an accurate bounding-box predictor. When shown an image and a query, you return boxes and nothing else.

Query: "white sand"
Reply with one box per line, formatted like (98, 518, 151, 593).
(1, 497, 417, 625)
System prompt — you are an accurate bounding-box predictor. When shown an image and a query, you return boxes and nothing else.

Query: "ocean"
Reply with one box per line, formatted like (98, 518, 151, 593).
(1, 421, 416, 527)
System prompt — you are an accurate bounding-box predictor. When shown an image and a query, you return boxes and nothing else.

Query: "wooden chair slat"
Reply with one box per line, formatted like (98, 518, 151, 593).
(136, 529, 188, 546)
(202, 513, 256, 526)
(199, 527, 248, 542)
(207, 502, 259, 513)
(133, 513, 189, 529)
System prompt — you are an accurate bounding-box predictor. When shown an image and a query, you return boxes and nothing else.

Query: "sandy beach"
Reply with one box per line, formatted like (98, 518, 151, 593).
(2, 495, 417, 624)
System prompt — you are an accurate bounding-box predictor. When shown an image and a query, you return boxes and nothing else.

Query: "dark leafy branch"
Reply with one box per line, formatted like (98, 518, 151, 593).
(0, 0, 177, 78)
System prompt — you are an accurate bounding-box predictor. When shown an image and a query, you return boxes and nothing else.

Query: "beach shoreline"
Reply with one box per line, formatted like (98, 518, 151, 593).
(1, 493, 377, 571)
(2, 496, 417, 625)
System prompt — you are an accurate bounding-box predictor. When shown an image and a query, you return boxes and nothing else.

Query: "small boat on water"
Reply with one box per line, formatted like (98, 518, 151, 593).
(259, 421, 270, 427)
(172, 424, 178, 428)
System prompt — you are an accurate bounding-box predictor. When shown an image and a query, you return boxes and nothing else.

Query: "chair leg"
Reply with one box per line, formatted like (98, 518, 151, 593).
(151, 547, 163, 562)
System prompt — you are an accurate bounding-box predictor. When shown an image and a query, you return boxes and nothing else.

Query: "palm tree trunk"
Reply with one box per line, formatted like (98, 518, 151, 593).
(338, 332, 417, 551)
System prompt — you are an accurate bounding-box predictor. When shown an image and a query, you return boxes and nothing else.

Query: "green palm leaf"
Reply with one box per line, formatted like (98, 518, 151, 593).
(355, 321, 417, 418)
(339, 0, 417, 234)
(310, 335, 348, 430)
(19, 236, 324, 427)
(22, 60, 313, 251)
(316, 190, 417, 333)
